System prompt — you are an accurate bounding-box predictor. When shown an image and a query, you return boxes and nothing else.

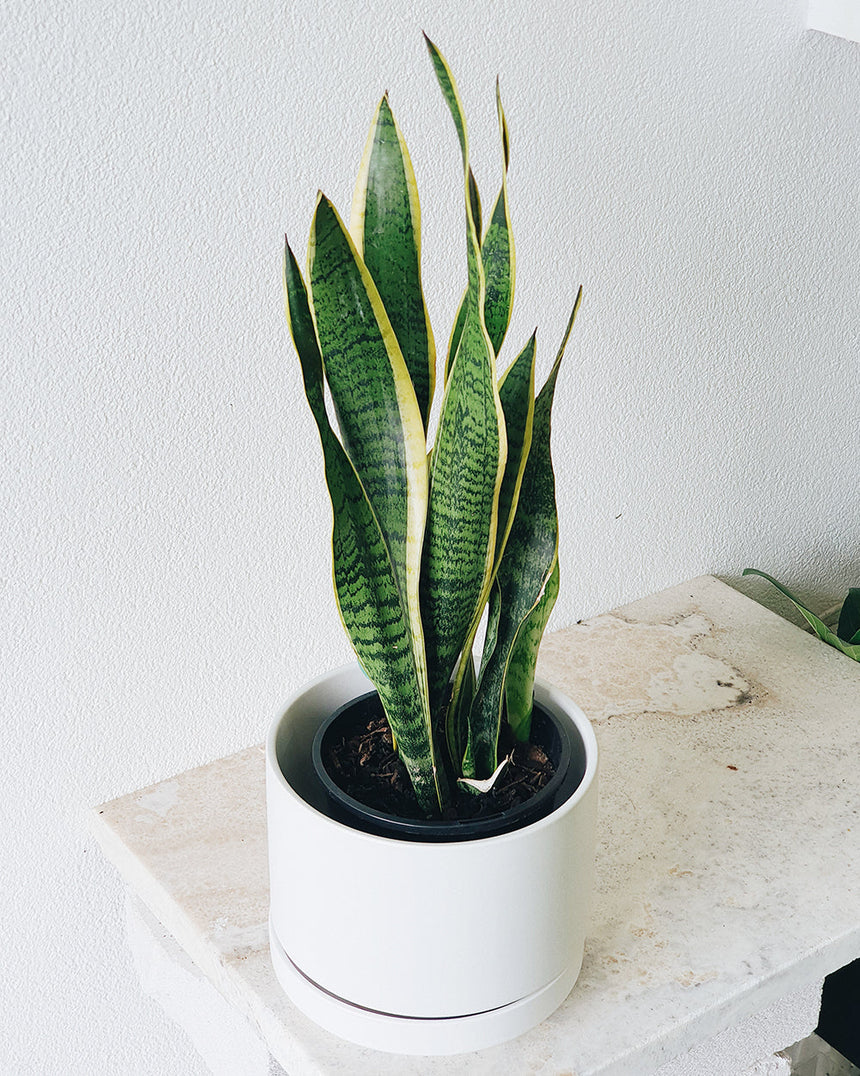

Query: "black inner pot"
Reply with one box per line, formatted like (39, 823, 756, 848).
(311, 690, 586, 842)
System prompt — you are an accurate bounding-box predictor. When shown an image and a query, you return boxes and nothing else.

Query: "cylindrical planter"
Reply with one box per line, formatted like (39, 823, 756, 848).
(266, 663, 598, 1055)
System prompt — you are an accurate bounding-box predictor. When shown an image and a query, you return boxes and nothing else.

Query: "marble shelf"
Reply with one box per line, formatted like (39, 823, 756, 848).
(92, 575, 860, 1075)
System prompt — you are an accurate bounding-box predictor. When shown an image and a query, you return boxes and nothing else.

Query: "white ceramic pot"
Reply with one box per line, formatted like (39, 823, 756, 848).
(266, 663, 598, 1055)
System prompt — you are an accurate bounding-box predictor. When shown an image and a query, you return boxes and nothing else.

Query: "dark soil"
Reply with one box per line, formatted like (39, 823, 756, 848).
(322, 706, 555, 822)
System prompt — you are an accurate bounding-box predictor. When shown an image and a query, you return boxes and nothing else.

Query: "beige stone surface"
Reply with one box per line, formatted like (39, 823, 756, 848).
(92, 575, 860, 1075)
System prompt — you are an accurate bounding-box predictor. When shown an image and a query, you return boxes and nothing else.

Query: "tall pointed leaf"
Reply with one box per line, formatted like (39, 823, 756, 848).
(743, 569, 860, 662)
(446, 649, 475, 773)
(422, 37, 507, 715)
(505, 557, 560, 740)
(482, 82, 515, 356)
(302, 204, 446, 811)
(494, 334, 536, 570)
(444, 84, 514, 380)
(350, 95, 436, 427)
(467, 289, 582, 770)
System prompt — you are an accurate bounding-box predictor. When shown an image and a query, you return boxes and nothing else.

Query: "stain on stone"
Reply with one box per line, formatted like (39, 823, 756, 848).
(538, 612, 765, 722)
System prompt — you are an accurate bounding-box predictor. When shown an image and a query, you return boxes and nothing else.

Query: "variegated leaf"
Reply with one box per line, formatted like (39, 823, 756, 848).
(468, 291, 581, 770)
(444, 84, 515, 379)
(351, 95, 436, 427)
(422, 37, 507, 716)
(295, 209, 446, 812)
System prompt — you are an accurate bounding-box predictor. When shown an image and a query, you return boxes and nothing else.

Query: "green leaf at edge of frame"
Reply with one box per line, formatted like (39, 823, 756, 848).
(837, 588, 860, 644)
(351, 94, 436, 428)
(742, 569, 860, 663)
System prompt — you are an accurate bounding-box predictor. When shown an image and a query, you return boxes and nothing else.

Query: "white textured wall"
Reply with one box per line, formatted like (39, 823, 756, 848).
(2, 0, 857, 1071)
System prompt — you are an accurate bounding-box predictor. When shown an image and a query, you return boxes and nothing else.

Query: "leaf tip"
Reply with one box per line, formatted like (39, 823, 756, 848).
(314, 190, 334, 216)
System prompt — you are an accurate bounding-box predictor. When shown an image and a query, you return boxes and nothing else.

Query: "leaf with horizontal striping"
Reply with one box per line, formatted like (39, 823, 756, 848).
(289, 216, 445, 814)
(481, 83, 515, 356)
(422, 37, 507, 717)
(351, 95, 435, 427)
(468, 291, 581, 768)
(444, 87, 513, 380)
(505, 556, 560, 740)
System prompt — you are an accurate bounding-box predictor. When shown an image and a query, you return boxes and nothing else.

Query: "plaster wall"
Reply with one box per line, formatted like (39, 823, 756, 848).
(1, 0, 857, 1071)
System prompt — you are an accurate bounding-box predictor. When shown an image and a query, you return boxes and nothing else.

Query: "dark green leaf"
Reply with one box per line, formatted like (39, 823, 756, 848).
(481, 84, 514, 356)
(422, 38, 507, 714)
(494, 334, 536, 570)
(837, 588, 860, 644)
(506, 557, 560, 741)
(465, 293, 580, 773)
(298, 214, 446, 812)
(351, 96, 435, 426)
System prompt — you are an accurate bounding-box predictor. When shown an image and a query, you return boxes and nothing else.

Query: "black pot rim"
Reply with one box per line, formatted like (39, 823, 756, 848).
(311, 690, 585, 843)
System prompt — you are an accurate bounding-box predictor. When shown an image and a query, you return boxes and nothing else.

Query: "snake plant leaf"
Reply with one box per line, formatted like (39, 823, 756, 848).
(837, 589, 860, 644)
(445, 297, 468, 385)
(494, 334, 536, 571)
(422, 36, 507, 713)
(425, 32, 466, 159)
(424, 33, 483, 233)
(444, 86, 514, 380)
(456, 335, 534, 775)
(742, 569, 860, 663)
(468, 168, 483, 243)
(285, 240, 443, 813)
(426, 32, 481, 384)
(301, 207, 447, 812)
(445, 649, 475, 776)
(481, 82, 515, 356)
(505, 555, 560, 740)
(308, 194, 425, 603)
(483, 290, 583, 753)
(350, 95, 436, 427)
(465, 305, 575, 775)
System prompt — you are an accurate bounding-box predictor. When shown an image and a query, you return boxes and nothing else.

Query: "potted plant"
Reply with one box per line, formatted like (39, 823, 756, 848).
(266, 36, 598, 1055)
(743, 569, 860, 663)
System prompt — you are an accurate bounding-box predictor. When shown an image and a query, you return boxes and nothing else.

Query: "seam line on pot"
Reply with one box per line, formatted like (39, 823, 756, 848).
(276, 938, 543, 1022)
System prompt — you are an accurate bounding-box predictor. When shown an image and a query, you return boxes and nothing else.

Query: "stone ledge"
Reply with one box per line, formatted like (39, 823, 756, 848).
(93, 575, 860, 1075)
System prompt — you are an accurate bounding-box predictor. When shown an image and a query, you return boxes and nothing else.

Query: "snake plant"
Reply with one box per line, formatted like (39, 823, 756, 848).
(743, 569, 860, 662)
(284, 37, 581, 816)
